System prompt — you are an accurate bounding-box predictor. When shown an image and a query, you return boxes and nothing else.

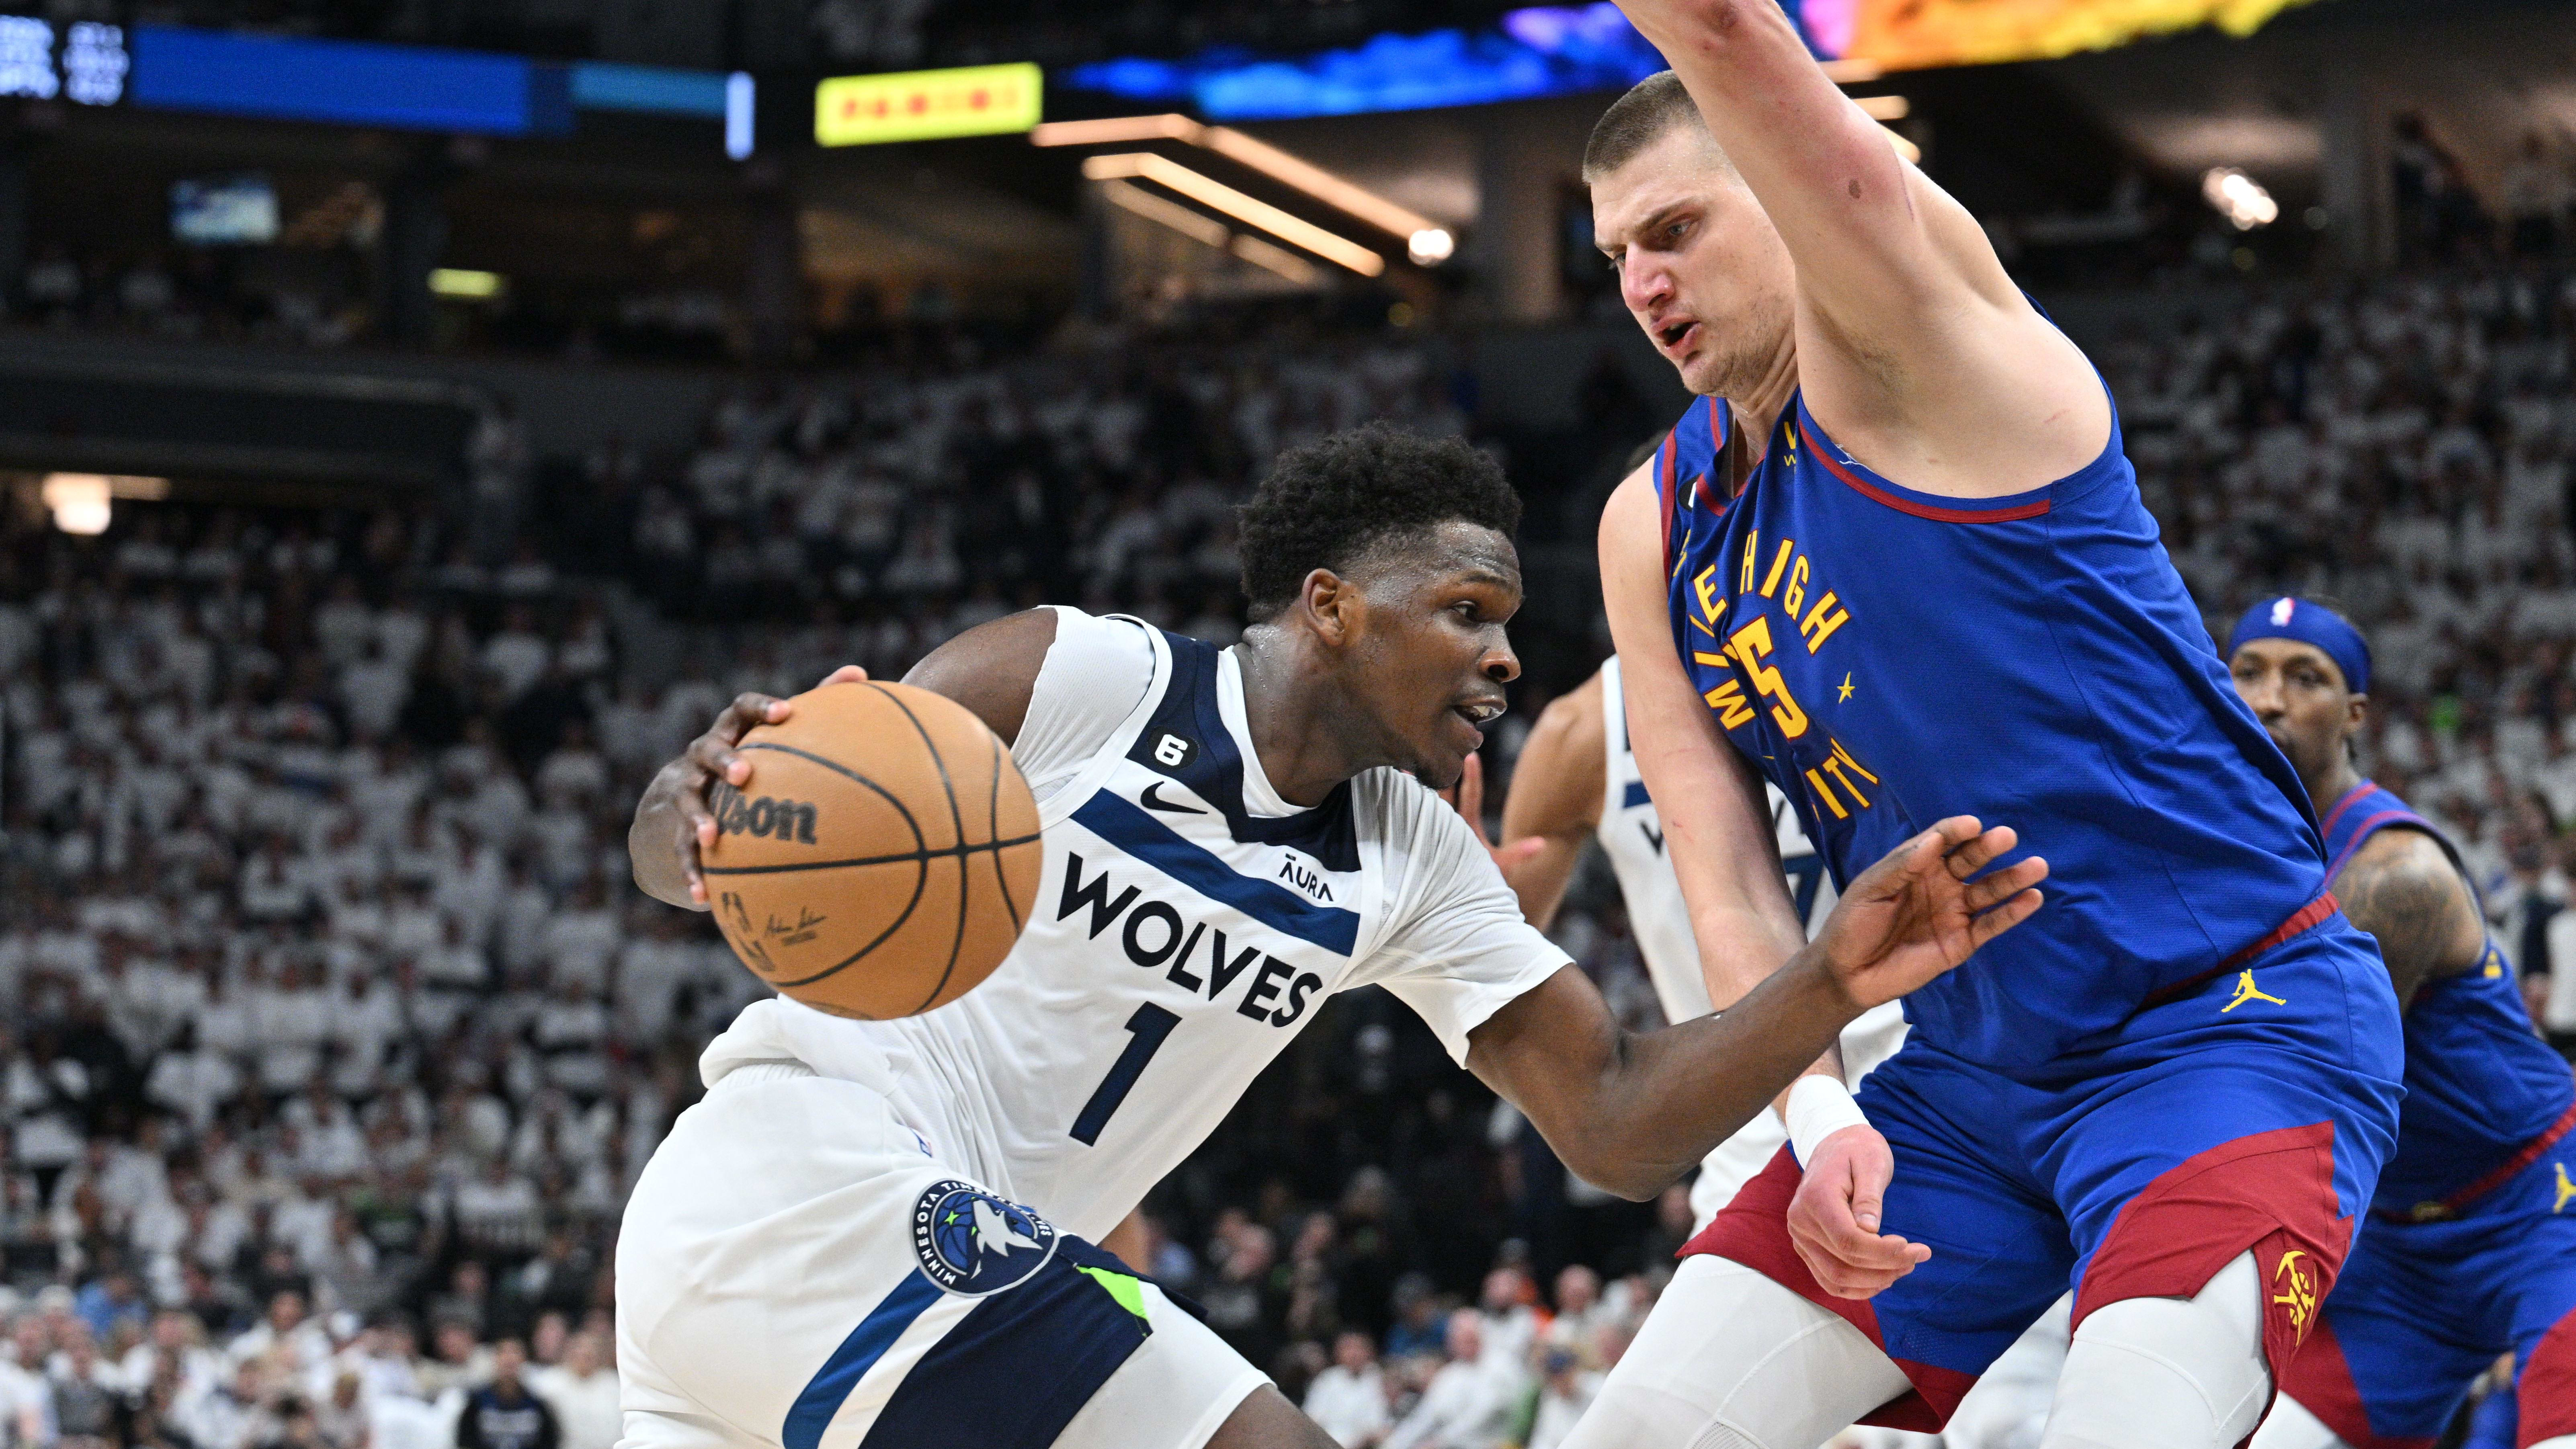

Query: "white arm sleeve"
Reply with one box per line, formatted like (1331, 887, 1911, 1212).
(1012, 607, 1156, 812)
(1350, 779, 1574, 1065)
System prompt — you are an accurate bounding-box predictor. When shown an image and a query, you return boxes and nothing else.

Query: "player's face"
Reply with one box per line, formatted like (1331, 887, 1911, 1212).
(2228, 638, 2361, 791)
(1345, 521, 1523, 789)
(1591, 126, 1797, 398)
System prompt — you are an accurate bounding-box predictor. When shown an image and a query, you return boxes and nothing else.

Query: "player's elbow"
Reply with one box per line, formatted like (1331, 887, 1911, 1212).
(1563, 1148, 1678, 1203)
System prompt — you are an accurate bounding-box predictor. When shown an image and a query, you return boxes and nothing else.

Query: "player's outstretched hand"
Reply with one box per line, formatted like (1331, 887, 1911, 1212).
(636, 666, 868, 908)
(1789, 1125, 1921, 1298)
(1806, 816, 2046, 1010)
(1436, 752, 1547, 885)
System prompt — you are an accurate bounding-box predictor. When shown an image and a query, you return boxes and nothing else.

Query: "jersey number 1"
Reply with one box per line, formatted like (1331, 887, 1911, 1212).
(1070, 1002, 1182, 1145)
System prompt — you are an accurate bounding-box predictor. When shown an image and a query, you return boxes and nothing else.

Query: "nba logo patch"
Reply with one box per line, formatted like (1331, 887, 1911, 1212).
(910, 1181, 1059, 1295)
(2270, 598, 2295, 627)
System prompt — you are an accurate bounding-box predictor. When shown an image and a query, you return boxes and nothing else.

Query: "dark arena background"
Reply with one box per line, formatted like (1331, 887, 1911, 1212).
(2, 1, 2571, 1446)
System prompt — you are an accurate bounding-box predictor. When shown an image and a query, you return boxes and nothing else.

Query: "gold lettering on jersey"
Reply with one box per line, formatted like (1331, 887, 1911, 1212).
(1829, 738, 1879, 786)
(1805, 767, 1848, 820)
(1741, 531, 1760, 594)
(1759, 539, 1795, 599)
(1693, 565, 1724, 628)
(1783, 557, 1808, 617)
(1703, 678, 1756, 730)
(1725, 616, 1809, 738)
(1819, 752, 1871, 809)
(1800, 592, 1850, 654)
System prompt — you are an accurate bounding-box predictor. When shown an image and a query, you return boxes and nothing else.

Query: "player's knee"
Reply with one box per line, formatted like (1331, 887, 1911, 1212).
(2044, 1252, 2271, 1449)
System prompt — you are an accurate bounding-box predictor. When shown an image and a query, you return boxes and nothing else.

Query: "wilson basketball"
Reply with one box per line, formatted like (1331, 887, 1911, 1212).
(701, 681, 1043, 1019)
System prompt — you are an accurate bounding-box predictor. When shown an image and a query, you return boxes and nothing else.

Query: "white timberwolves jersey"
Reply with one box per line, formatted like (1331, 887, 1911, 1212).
(701, 609, 1570, 1241)
(1597, 656, 1840, 1023)
(1597, 656, 1905, 1228)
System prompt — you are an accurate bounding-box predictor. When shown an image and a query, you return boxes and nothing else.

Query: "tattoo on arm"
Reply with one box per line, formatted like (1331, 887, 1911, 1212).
(2338, 838, 2485, 1007)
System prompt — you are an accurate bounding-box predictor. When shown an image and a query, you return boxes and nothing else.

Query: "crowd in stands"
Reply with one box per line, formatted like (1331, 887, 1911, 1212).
(10, 252, 2576, 1449)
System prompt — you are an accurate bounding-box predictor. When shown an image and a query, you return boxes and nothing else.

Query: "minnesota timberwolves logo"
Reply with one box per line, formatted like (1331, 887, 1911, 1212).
(910, 1180, 1058, 1295)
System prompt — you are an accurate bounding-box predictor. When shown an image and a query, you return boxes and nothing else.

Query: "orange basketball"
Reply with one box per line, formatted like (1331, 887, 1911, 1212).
(701, 681, 1043, 1019)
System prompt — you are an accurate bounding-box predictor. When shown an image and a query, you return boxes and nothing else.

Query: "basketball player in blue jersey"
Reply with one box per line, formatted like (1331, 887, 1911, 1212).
(1561, 7, 2406, 1445)
(622, 426, 2046, 1449)
(2227, 598, 2576, 1449)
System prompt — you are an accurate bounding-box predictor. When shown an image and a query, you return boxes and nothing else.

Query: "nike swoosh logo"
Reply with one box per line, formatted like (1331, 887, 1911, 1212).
(1140, 782, 1205, 815)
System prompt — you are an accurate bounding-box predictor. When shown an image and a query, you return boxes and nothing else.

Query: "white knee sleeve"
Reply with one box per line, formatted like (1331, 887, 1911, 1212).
(1559, 1256, 1913, 1449)
(2043, 1252, 2272, 1449)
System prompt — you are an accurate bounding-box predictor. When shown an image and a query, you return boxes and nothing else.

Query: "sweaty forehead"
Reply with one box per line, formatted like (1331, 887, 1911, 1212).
(1592, 133, 1732, 248)
(1349, 521, 1521, 592)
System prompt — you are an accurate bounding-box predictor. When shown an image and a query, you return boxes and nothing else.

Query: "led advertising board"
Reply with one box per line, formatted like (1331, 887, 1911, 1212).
(814, 62, 1041, 147)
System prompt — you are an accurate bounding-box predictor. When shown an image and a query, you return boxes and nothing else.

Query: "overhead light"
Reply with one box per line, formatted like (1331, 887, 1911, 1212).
(1039, 112, 1438, 240)
(1230, 234, 1320, 285)
(1082, 152, 1384, 276)
(429, 268, 505, 299)
(1032, 113, 1199, 147)
(1408, 228, 1454, 266)
(724, 72, 755, 159)
(1884, 126, 1920, 164)
(2201, 167, 2278, 230)
(1854, 94, 1908, 121)
(1823, 58, 1883, 84)
(41, 473, 111, 535)
(1099, 177, 1229, 248)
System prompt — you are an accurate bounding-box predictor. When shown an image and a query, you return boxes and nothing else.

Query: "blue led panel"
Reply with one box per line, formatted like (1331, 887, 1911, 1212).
(129, 25, 570, 135)
(570, 61, 730, 118)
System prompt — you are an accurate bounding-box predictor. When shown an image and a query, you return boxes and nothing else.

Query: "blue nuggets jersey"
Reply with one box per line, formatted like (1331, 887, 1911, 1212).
(1656, 390, 2329, 1074)
(2320, 782, 2576, 1217)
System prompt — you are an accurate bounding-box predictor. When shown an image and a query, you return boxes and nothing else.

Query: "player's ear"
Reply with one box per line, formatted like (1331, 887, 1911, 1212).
(1302, 568, 1359, 646)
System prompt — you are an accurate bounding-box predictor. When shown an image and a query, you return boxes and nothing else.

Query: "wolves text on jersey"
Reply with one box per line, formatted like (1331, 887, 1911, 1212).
(1057, 851, 1326, 1029)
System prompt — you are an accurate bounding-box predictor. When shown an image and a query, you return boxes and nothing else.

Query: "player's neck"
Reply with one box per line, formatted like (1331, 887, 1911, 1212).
(2310, 756, 2365, 822)
(1230, 632, 1380, 808)
(1721, 335, 1801, 458)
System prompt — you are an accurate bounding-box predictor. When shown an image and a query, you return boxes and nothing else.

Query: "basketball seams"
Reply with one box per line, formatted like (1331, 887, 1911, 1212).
(727, 713, 934, 1004)
(701, 833, 1042, 875)
(865, 683, 976, 1017)
(733, 740, 930, 857)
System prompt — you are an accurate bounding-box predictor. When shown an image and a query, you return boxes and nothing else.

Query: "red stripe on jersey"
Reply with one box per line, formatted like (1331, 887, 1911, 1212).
(1797, 421, 2053, 524)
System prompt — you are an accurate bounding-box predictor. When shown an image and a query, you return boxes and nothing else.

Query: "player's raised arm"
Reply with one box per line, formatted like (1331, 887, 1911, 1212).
(1599, 465, 1808, 1006)
(1607, 0, 2107, 496)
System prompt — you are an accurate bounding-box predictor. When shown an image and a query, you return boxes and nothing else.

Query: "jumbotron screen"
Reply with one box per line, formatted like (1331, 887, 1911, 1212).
(1068, 0, 2325, 119)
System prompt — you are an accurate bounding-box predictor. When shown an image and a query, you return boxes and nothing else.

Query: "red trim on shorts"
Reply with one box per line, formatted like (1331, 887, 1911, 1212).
(2138, 894, 2342, 1010)
(1679, 1146, 1980, 1432)
(2519, 1307, 2576, 1447)
(2074, 1120, 2352, 1426)
(2277, 1317, 2436, 1449)
(1795, 421, 2053, 524)
(2373, 1101, 2576, 1225)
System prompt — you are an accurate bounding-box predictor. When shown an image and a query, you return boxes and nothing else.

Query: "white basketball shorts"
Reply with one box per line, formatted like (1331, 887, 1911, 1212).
(615, 1063, 1268, 1449)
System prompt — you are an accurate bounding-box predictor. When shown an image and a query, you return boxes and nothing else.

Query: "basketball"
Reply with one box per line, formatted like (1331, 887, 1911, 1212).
(701, 681, 1043, 1019)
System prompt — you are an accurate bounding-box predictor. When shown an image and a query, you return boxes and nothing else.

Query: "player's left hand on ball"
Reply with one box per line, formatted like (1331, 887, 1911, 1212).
(1438, 752, 1547, 882)
(1787, 1123, 1926, 1298)
(1810, 816, 2046, 1009)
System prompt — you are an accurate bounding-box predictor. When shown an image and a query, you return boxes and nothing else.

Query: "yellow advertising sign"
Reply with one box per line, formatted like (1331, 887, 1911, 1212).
(814, 63, 1041, 146)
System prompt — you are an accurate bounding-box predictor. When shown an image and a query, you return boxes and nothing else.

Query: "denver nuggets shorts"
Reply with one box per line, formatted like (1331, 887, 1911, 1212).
(614, 1063, 1267, 1449)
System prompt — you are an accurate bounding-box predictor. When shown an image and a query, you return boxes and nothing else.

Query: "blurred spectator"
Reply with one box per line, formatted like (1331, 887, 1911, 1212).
(455, 1340, 554, 1449)
(1381, 1310, 1518, 1449)
(1303, 1330, 1391, 1448)
(526, 1333, 615, 1449)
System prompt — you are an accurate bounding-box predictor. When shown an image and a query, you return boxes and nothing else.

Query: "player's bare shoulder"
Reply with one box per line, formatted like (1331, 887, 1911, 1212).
(2334, 825, 2487, 985)
(902, 607, 1060, 746)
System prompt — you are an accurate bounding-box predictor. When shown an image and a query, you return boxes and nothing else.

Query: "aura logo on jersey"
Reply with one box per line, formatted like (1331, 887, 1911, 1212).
(1057, 851, 1328, 1028)
(911, 1181, 1059, 1295)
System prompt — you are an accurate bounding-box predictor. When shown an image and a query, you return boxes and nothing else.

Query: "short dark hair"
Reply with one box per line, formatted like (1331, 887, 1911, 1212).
(1582, 70, 1709, 183)
(1237, 424, 1521, 621)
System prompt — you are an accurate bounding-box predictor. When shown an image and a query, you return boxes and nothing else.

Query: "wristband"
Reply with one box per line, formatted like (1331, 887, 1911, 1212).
(1786, 1076, 1869, 1166)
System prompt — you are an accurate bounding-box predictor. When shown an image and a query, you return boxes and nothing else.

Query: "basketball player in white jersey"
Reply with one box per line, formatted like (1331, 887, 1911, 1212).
(1488, 657, 1904, 1230)
(622, 426, 2047, 1449)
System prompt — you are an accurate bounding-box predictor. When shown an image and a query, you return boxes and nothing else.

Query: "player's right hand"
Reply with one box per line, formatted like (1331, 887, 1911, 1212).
(1788, 1123, 1926, 1298)
(642, 666, 867, 908)
(1806, 815, 2046, 1010)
